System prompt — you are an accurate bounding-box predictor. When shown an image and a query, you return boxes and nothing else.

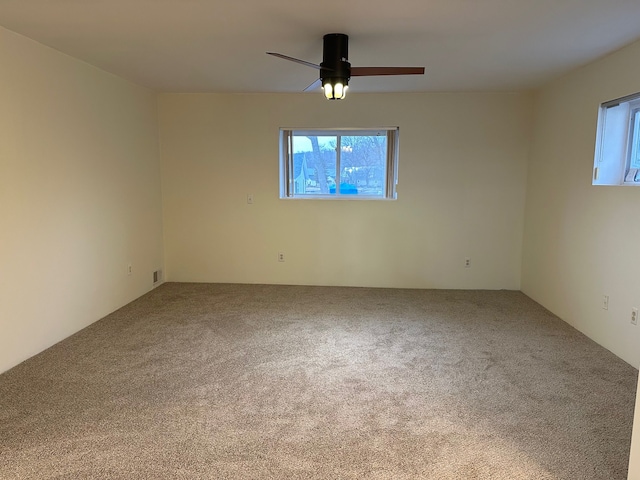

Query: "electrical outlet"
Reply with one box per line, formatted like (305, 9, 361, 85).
(602, 295, 609, 310)
(127, 264, 133, 276)
(632, 308, 638, 325)
(464, 257, 471, 268)
(278, 252, 285, 262)
(247, 194, 254, 204)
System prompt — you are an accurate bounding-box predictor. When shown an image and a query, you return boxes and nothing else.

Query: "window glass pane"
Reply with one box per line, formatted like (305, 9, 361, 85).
(630, 110, 640, 170)
(281, 128, 398, 198)
(340, 135, 386, 196)
(292, 135, 336, 195)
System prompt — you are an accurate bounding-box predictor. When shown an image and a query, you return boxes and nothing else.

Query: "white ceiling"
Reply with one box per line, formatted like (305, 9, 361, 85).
(1, 0, 640, 93)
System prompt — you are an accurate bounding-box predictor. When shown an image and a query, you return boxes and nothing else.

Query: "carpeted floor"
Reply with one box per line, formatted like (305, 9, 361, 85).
(0, 283, 637, 479)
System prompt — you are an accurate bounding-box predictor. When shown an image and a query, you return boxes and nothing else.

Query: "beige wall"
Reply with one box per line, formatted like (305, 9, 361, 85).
(159, 92, 531, 290)
(0, 28, 164, 373)
(521, 39, 640, 367)
(519, 39, 640, 479)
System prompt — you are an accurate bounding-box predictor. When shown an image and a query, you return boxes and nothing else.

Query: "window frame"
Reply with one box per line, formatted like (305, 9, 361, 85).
(593, 92, 640, 186)
(279, 127, 399, 200)
(625, 103, 640, 182)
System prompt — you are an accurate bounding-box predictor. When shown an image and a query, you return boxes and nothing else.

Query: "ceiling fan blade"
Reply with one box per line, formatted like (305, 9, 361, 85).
(303, 78, 322, 92)
(351, 67, 425, 77)
(266, 52, 321, 70)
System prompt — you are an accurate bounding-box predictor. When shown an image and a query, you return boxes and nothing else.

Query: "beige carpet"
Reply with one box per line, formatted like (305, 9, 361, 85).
(0, 283, 637, 479)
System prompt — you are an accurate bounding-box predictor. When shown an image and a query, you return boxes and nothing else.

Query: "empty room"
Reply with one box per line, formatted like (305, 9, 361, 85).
(2, 1, 640, 479)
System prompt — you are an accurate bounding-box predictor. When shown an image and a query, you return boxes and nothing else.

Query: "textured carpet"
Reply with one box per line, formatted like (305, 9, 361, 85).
(0, 283, 637, 479)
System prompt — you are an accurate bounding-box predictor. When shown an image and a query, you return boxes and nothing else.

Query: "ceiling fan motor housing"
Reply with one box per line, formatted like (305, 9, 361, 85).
(321, 33, 351, 83)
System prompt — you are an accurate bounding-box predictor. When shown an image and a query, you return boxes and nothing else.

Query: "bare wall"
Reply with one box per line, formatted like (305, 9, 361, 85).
(518, 38, 640, 480)
(521, 39, 640, 369)
(159, 92, 531, 289)
(0, 28, 164, 373)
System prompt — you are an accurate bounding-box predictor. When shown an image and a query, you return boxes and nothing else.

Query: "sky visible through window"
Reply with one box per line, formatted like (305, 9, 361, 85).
(292, 136, 333, 153)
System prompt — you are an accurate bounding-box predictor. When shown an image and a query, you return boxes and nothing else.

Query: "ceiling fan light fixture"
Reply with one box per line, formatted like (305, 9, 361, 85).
(322, 78, 348, 100)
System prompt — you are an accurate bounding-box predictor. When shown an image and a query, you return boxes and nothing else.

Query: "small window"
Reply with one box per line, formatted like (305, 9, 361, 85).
(279, 128, 399, 199)
(593, 92, 640, 185)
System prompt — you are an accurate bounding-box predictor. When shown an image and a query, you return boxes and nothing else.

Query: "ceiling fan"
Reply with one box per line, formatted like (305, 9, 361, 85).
(267, 33, 425, 100)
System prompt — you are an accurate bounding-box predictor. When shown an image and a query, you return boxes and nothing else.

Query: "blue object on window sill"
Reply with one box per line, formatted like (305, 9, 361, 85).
(329, 183, 358, 194)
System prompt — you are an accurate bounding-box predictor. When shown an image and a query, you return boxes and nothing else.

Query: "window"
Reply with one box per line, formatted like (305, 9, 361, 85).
(593, 92, 640, 185)
(279, 128, 399, 199)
